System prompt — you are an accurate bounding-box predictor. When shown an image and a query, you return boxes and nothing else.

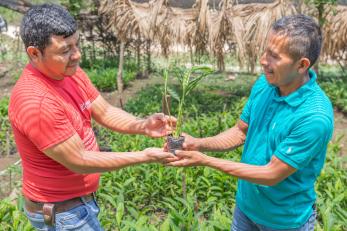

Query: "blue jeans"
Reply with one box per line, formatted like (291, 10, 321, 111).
(24, 197, 103, 231)
(231, 206, 316, 231)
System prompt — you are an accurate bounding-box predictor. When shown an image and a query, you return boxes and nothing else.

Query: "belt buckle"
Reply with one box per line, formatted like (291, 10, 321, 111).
(43, 203, 56, 226)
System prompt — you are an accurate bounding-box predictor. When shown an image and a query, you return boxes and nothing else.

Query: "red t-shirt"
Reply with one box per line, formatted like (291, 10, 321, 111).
(9, 64, 100, 202)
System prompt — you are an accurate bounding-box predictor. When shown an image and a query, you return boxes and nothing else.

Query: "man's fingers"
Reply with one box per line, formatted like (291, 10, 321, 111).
(156, 113, 167, 122)
(163, 142, 168, 151)
(174, 150, 191, 158)
(162, 152, 176, 159)
(162, 156, 180, 164)
(165, 115, 177, 123)
(166, 159, 188, 167)
(182, 142, 188, 149)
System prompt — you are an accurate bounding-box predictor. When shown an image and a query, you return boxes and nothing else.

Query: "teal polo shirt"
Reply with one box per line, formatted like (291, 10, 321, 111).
(237, 69, 334, 229)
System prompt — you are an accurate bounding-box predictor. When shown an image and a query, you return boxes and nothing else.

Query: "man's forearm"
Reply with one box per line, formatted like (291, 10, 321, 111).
(69, 150, 151, 174)
(198, 125, 246, 151)
(201, 155, 295, 186)
(44, 133, 170, 174)
(202, 156, 276, 185)
(96, 106, 146, 135)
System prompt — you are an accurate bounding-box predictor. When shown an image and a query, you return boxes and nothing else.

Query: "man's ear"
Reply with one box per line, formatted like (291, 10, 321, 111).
(26, 46, 43, 62)
(297, 57, 310, 74)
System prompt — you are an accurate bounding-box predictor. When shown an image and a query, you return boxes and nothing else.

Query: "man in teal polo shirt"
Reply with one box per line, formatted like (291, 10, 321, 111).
(167, 15, 334, 230)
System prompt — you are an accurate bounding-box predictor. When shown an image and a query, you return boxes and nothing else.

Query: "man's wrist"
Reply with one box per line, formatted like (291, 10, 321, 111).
(140, 150, 152, 163)
(196, 138, 207, 151)
(137, 118, 147, 135)
(142, 149, 160, 163)
(200, 153, 211, 166)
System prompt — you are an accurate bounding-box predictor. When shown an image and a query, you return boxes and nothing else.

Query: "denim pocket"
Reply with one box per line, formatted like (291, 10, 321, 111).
(24, 207, 49, 231)
(90, 199, 100, 216)
(56, 205, 90, 230)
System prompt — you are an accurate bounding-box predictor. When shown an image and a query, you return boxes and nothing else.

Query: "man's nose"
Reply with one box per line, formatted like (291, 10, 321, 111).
(71, 47, 81, 61)
(260, 53, 267, 66)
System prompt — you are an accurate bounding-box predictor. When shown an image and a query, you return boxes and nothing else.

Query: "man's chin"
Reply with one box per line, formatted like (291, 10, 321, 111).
(65, 65, 78, 76)
(265, 75, 277, 86)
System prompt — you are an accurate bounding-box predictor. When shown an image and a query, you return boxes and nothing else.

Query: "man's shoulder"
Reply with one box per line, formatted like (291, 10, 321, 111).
(11, 72, 51, 104)
(293, 87, 334, 136)
(301, 84, 333, 118)
(9, 69, 59, 121)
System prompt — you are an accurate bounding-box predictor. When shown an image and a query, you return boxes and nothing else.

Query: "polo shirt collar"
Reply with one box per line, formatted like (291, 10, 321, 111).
(272, 69, 317, 107)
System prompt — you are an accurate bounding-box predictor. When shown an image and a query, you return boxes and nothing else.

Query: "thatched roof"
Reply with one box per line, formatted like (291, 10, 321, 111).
(322, 4, 347, 62)
(101, 0, 347, 71)
(133, 0, 276, 8)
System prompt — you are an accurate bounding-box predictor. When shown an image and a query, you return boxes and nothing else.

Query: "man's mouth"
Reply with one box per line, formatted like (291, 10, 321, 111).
(263, 68, 274, 76)
(67, 63, 78, 68)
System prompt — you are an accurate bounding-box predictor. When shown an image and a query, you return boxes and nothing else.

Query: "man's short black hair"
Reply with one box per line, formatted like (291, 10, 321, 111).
(271, 14, 322, 67)
(20, 4, 77, 52)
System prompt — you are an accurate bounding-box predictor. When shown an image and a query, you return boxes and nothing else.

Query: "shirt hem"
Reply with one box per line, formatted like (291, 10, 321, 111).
(39, 132, 76, 151)
(237, 202, 305, 229)
(274, 151, 300, 169)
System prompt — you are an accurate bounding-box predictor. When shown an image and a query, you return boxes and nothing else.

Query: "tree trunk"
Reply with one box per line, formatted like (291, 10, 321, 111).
(146, 40, 151, 73)
(217, 53, 225, 72)
(189, 45, 194, 66)
(117, 41, 125, 108)
(137, 39, 141, 70)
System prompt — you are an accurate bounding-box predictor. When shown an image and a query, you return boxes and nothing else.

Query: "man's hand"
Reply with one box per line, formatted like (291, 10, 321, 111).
(182, 133, 202, 151)
(144, 147, 178, 164)
(166, 150, 208, 167)
(143, 113, 177, 138)
(163, 133, 200, 152)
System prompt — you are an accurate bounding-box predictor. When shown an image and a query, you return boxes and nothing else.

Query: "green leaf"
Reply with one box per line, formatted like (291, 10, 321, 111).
(98, 193, 118, 208)
(116, 202, 124, 227)
(167, 87, 180, 102)
(160, 216, 171, 231)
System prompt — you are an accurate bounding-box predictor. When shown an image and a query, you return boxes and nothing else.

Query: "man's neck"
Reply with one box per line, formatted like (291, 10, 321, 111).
(279, 73, 310, 96)
(30, 62, 63, 80)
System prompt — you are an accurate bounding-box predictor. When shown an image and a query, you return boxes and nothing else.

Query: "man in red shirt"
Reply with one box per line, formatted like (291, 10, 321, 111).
(9, 4, 176, 230)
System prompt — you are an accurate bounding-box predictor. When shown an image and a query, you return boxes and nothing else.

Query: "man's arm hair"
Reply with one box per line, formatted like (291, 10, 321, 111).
(203, 155, 296, 186)
(198, 120, 248, 151)
(91, 95, 146, 135)
(44, 133, 154, 174)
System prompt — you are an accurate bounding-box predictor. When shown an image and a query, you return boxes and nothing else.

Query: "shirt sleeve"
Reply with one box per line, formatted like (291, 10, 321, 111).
(26, 95, 75, 151)
(274, 115, 333, 169)
(240, 75, 267, 124)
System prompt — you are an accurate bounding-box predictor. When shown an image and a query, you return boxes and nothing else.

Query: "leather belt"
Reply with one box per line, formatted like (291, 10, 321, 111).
(24, 193, 94, 214)
(24, 193, 95, 226)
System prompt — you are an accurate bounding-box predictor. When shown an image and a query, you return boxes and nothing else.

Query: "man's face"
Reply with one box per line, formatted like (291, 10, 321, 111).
(260, 32, 300, 89)
(32, 32, 81, 80)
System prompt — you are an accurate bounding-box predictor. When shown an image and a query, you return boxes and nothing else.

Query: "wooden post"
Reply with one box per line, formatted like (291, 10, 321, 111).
(146, 40, 151, 73)
(117, 41, 125, 109)
(6, 130, 10, 157)
(9, 168, 12, 192)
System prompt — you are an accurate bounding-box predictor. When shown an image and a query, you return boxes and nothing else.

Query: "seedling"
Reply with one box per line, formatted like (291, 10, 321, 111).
(163, 66, 213, 153)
